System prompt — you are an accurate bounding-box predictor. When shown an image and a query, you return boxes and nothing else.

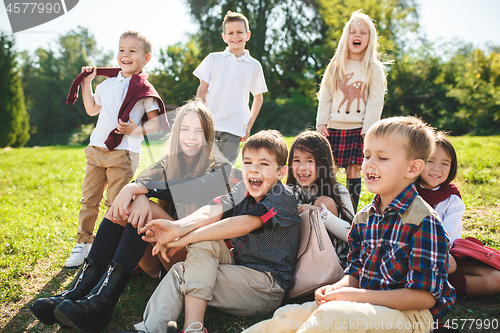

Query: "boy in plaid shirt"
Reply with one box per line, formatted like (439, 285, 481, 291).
(243, 116, 456, 333)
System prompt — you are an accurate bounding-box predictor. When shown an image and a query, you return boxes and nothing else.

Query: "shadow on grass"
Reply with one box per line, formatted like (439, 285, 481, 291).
(3, 268, 162, 333)
(3, 267, 79, 333)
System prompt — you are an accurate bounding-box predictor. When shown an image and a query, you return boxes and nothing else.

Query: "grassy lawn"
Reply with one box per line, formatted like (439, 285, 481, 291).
(1, 136, 499, 332)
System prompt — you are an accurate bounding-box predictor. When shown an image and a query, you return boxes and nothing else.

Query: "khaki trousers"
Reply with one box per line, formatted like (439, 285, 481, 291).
(135, 240, 285, 333)
(242, 300, 434, 333)
(77, 145, 139, 243)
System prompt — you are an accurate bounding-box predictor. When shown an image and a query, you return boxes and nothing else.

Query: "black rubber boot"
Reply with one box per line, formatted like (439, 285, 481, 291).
(54, 261, 133, 332)
(29, 258, 105, 325)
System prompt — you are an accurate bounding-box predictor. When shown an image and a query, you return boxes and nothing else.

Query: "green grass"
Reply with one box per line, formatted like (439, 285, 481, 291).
(1, 136, 499, 332)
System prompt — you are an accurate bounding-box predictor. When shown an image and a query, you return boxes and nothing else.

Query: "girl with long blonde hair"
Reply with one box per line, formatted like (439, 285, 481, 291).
(316, 10, 387, 212)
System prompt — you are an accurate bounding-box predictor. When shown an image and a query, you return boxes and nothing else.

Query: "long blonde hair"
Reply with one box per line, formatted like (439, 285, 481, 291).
(138, 99, 228, 218)
(165, 99, 217, 181)
(319, 10, 384, 96)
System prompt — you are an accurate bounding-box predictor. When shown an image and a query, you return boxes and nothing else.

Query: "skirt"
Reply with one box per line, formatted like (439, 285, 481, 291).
(327, 128, 364, 168)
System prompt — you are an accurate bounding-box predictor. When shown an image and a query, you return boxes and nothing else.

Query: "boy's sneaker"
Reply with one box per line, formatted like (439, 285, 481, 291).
(65, 243, 91, 268)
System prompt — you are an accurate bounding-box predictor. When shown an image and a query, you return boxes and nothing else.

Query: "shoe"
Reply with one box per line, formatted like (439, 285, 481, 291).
(54, 261, 133, 332)
(29, 258, 105, 326)
(166, 321, 178, 333)
(183, 322, 207, 333)
(65, 242, 92, 268)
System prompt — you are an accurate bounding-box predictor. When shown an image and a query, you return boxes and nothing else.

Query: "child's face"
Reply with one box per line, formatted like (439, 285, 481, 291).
(117, 36, 151, 77)
(362, 134, 417, 206)
(242, 148, 287, 202)
(178, 112, 204, 163)
(419, 145, 452, 190)
(291, 149, 317, 187)
(222, 21, 250, 55)
(347, 19, 370, 61)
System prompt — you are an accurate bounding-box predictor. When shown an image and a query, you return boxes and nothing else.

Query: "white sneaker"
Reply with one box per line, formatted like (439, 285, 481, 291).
(65, 242, 92, 268)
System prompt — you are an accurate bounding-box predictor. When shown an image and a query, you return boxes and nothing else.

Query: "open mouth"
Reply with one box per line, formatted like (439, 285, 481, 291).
(367, 173, 380, 180)
(297, 173, 311, 181)
(353, 40, 361, 46)
(122, 61, 132, 65)
(184, 143, 198, 149)
(249, 178, 262, 189)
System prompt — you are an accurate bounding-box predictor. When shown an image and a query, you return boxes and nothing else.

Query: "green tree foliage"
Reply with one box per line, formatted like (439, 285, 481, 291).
(385, 41, 500, 135)
(21, 27, 111, 145)
(0, 33, 29, 147)
(149, 37, 201, 108)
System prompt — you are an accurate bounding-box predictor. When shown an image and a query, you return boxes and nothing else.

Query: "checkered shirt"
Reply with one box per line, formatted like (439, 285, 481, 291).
(212, 181, 301, 292)
(346, 184, 456, 322)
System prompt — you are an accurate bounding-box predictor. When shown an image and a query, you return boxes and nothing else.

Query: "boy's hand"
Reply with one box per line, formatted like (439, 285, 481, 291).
(141, 219, 181, 248)
(240, 127, 251, 142)
(317, 124, 328, 137)
(81, 66, 97, 83)
(316, 286, 364, 305)
(115, 119, 138, 135)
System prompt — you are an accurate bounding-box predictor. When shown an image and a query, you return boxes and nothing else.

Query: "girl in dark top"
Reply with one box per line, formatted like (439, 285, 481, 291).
(30, 99, 235, 332)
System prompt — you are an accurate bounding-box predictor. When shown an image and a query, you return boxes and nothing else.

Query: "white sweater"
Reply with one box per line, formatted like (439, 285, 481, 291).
(316, 60, 385, 134)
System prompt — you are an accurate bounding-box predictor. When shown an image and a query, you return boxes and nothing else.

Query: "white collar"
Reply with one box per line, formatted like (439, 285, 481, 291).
(222, 47, 251, 62)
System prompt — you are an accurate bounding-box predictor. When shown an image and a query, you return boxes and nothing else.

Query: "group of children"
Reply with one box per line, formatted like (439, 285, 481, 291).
(28, 7, 499, 333)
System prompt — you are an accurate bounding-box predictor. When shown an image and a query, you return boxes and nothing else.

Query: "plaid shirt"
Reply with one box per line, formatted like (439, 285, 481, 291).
(346, 184, 456, 322)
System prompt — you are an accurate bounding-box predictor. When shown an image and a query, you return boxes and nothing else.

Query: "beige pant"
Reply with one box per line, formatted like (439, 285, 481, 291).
(135, 240, 285, 333)
(77, 145, 139, 243)
(242, 300, 434, 333)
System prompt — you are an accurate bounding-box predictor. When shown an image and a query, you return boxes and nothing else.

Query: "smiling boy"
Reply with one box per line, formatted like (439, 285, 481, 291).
(194, 10, 267, 163)
(132, 130, 300, 333)
(242, 117, 456, 333)
(64, 31, 162, 268)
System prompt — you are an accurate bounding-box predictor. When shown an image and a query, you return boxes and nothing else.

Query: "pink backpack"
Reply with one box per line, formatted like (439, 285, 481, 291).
(450, 237, 500, 270)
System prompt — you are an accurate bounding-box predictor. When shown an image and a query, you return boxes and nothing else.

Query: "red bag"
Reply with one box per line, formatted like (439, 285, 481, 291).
(450, 237, 500, 270)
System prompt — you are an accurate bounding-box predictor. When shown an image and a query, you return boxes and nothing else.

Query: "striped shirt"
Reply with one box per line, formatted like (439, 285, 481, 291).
(346, 184, 456, 322)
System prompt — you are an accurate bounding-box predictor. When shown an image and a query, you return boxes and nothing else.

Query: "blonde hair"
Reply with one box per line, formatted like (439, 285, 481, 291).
(120, 30, 152, 54)
(165, 99, 219, 181)
(319, 10, 385, 97)
(366, 116, 436, 162)
(222, 10, 249, 32)
(242, 130, 288, 167)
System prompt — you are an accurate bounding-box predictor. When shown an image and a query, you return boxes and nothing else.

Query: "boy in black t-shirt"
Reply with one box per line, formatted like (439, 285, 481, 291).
(134, 130, 301, 333)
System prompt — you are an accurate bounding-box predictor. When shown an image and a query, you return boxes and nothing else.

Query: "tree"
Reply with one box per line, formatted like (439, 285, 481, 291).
(149, 37, 202, 107)
(21, 27, 111, 145)
(0, 33, 29, 147)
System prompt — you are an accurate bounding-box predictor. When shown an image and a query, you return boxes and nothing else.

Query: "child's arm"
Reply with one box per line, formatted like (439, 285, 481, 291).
(115, 109, 160, 136)
(316, 82, 333, 137)
(361, 62, 385, 135)
(140, 203, 225, 250)
(196, 80, 209, 102)
(241, 93, 263, 142)
(80, 66, 101, 116)
(320, 286, 436, 311)
(169, 214, 263, 248)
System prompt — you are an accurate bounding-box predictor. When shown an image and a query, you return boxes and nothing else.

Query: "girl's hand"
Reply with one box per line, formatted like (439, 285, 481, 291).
(127, 194, 152, 231)
(109, 184, 135, 221)
(115, 118, 138, 135)
(81, 66, 97, 83)
(317, 124, 328, 137)
(298, 204, 320, 215)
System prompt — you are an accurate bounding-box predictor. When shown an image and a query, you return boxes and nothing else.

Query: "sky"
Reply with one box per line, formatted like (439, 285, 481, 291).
(1, 0, 500, 67)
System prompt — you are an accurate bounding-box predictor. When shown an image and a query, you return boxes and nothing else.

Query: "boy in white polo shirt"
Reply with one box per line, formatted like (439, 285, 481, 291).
(194, 10, 267, 163)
